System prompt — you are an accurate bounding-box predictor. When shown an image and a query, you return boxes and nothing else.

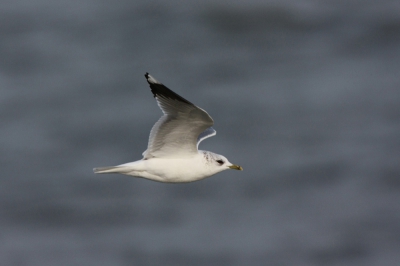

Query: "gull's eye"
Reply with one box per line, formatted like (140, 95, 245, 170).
(216, 159, 224, 165)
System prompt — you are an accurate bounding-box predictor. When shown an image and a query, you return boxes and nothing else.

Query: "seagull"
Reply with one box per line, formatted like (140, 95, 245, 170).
(93, 73, 242, 183)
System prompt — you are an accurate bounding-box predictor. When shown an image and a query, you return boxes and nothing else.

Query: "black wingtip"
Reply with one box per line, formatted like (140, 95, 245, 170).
(144, 73, 194, 105)
(144, 72, 150, 83)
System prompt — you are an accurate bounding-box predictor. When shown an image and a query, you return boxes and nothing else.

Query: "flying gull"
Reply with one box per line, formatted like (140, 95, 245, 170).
(93, 73, 242, 183)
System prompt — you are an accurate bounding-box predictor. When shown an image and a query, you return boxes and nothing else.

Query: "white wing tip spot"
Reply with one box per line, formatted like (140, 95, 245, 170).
(145, 73, 160, 84)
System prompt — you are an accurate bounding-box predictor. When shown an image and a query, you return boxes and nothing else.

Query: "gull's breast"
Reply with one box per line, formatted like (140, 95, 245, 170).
(143, 155, 211, 183)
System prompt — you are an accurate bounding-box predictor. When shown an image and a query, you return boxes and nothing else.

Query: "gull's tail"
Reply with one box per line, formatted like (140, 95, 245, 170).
(93, 166, 127, 174)
(93, 161, 144, 175)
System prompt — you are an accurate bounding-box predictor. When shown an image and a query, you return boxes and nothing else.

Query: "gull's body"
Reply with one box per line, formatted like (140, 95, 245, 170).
(97, 153, 222, 183)
(93, 73, 242, 183)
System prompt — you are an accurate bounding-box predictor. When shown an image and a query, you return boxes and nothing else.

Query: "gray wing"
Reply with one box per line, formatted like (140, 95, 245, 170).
(142, 73, 214, 159)
(197, 127, 216, 148)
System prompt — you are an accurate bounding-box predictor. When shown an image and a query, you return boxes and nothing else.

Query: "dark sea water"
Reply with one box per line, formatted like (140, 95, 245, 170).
(1, 0, 400, 265)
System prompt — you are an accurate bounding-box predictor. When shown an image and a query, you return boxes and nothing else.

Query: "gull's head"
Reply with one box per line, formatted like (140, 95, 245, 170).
(207, 153, 243, 173)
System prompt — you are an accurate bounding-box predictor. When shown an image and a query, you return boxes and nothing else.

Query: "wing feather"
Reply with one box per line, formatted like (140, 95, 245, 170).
(197, 127, 216, 148)
(142, 73, 214, 159)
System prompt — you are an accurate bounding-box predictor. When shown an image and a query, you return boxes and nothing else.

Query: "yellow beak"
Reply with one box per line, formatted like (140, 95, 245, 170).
(228, 164, 243, 171)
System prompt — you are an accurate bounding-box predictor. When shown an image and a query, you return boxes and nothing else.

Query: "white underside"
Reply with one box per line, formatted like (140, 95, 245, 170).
(94, 151, 227, 183)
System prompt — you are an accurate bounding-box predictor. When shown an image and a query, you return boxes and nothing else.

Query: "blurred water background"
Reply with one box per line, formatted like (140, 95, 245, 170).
(1, 0, 400, 265)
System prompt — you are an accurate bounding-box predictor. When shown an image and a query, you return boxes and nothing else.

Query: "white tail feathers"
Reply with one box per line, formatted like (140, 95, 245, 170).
(93, 166, 127, 174)
(93, 161, 145, 176)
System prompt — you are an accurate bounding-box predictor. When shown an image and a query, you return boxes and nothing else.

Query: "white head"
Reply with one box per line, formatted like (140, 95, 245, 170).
(202, 151, 243, 175)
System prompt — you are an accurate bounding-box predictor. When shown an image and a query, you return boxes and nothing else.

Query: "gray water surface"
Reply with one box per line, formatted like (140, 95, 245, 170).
(1, 0, 400, 265)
